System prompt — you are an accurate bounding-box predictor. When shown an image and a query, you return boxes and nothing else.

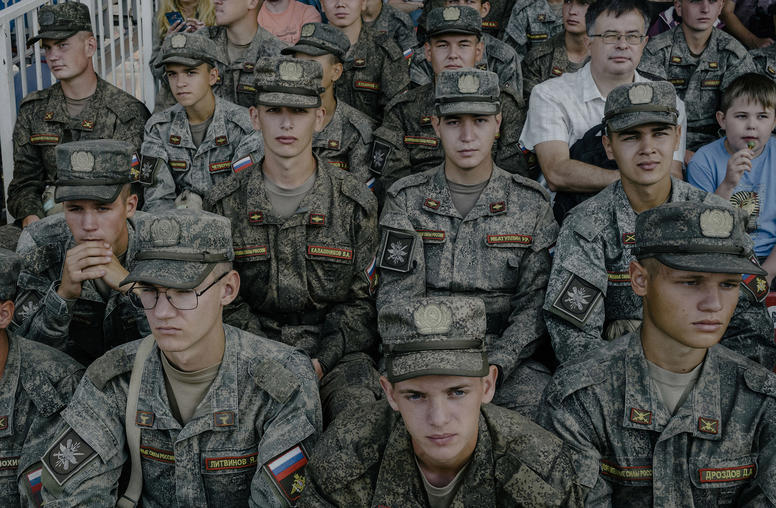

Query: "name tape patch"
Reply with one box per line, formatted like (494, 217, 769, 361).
(235, 245, 268, 259)
(206, 452, 257, 471)
(140, 446, 175, 464)
(699, 464, 756, 483)
(307, 245, 353, 260)
(416, 229, 445, 242)
(600, 460, 653, 481)
(486, 234, 532, 245)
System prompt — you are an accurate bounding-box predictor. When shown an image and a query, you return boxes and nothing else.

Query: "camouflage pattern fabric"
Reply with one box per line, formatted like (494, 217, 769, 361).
(503, 0, 563, 59)
(415, 0, 519, 42)
(300, 400, 589, 506)
(53, 140, 137, 203)
(13, 213, 150, 367)
(544, 178, 776, 369)
(9, 78, 150, 220)
(141, 97, 265, 212)
(313, 100, 375, 183)
(334, 25, 410, 123)
(26, 2, 92, 46)
(39, 325, 321, 506)
(751, 44, 776, 81)
(0, 226, 22, 254)
(0, 334, 83, 508)
(522, 31, 589, 101)
(638, 27, 755, 151)
(364, 3, 418, 53)
(155, 32, 220, 69)
(0, 248, 21, 301)
(199, 25, 288, 109)
(541, 332, 776, 506)
(377, 164, 558, 416)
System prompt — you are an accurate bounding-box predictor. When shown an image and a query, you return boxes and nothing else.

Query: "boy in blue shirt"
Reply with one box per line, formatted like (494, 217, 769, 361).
(688, 73, 776, 285)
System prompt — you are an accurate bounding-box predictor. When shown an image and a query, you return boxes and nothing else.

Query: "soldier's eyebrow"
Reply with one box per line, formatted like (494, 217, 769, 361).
(650, 125, 671, 133)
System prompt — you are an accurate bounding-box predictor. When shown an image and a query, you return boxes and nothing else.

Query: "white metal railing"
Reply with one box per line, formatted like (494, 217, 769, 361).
(0, 0, 155, 222)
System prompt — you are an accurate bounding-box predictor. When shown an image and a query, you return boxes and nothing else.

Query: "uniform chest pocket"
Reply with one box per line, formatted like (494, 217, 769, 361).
(0, 452, 20, 507)
(305, 244, 354, 299)
(691, 455, 758, 489)
(201, 446, 258, 507)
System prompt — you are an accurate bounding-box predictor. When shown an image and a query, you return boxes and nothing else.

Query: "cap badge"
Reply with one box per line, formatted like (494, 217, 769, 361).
(170, 34, 187, 49)
(279, 61, 303, 81)
(70, 151, 95, 173)
(301, 24, 315, 37)
(413, 303, 452, 335)
(699, 209, 733, 238)
(39, 10, 55, 25)
(442, 7, 460, 21)
(458, 74, 479, 94)
(628, 84, 653, 105)
(150, 218, 181, 247)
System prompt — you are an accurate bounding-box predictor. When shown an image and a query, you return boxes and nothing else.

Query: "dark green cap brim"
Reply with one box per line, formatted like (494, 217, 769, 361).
(256, 92, 321, 108)
(436, 101, 500, 117)
(121, 259, 217, 290)
(386, 349, 489, 382)
(157, 56, 213, 69)
(607, 111, 677, 132)
(650, 252, 767, 276)
(27, 29, 79, 47)
(55, 183, 123, 204)
(282, 43, 330, 57)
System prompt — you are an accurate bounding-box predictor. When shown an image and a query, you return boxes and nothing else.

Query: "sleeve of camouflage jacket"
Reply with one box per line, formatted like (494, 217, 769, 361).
(141, 114, 178, 211)
(494, 88, 530, 178)
(372, 101, 412, 194)
(9, 105, 48, 220)
(722, 289, 776, 371)
(115, 98, 151, 156)
(503, 4, 529, 59)
(379, 40, 411, 107)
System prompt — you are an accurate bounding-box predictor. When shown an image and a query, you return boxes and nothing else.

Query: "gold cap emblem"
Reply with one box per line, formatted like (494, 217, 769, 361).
(301, 24, 315, 37)
(150, 218, 181, 247)
(413, 303, 452, 335)
(457, 74, 479, 94)
(70, 151, 94, 173)
(279, 61, 303, 81)
(170, 33, 187, 49)
(442, 7, 460, 21)
(628, 84, 653, 105)
(699, 209, 733, 238)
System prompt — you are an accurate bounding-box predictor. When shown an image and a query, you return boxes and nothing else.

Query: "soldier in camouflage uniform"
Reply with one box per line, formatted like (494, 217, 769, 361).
(0, 249, 84, 508)
(751, 43, 776, 81)
(13, 141, 150, 367)
(205, 57, 380, 425)
(416, 0, 515, 42)
(9, 2, 150, 227)
(39, 209, 322, 506)
(504, 0, 564, 59)
(321, 0, 410, 123)
(283, 23, 376, 183)
(542, 202, 776, 506)
(300, 296, 589, 507)
(522, 0, 591, 100)
(362, 0, 418, 55)
(544, 81, 775, 369)
(141, 32, 264, 211)
(638, 0, 755, 152)
(377, 68, 556, 420)
(373, 7, 530, 195)
(410, 1, 522, 93)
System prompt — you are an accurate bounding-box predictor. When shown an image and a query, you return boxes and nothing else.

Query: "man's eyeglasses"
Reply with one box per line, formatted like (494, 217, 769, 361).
(129, 271, 229, 310)
(589, 32, 646, 45)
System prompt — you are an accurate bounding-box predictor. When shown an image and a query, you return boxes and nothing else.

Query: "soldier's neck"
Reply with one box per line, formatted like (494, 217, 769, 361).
(564, 32, 589, 62)
(622, 175, 671, 214)
(640, 320, 707, 374)
(680, 23, 713, 56)
(321, 90, 337, 128)
(161, 321, 226, 372)
(60, 68, 98, 101)
(226, 16, 259, 46)
(444, 157, 493, 186)
(340, 21, 362, 46)
(263, 150, 317, 188)
(0, 330, 7, 380)
(362, 0, 382, 22)
(185, 92, 216, 124)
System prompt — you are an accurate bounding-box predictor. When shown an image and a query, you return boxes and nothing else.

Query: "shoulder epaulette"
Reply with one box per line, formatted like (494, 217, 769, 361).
(101, 80, 146, 121)
(86, 345, 134, 390)
(718, 30, 749, 59)
(337, 168, 379, 213)
(20, 87, 51, 107)
(19, 339, 83, 416)
(251, 357, 299, 403)
(487, 37, 517, 63)
(376, 32, 405, 61)
(743, 364, 776, 397)
(564, 191, 612, 241)
(386, 168, 435, 197)
(384, 87, 421, 111)
(524, 40, 554, 64)
(511, 0, 535, 14)
(205, 169, 248, 206)
(340, 103, 376, 142)
(544, 353, 611, 408)
(145, 107, 174, 129)
(644, 29, 673, 54)
(509, 172, 551, 202)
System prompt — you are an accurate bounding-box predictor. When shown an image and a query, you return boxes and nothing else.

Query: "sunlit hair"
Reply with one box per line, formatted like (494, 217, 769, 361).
(156, 0, 215, 39)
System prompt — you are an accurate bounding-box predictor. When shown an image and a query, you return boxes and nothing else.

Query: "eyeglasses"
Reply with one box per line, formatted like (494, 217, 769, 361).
(589, 32, 646, 45)
(129, 271, 229, 310)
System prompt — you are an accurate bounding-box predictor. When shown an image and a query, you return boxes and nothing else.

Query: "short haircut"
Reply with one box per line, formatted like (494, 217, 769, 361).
(585, 0, 650, 36)
(720, 72, 776, 113)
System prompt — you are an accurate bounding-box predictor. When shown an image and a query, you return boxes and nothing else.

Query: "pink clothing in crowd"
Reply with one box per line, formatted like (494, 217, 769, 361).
(258, 0, 322, 44)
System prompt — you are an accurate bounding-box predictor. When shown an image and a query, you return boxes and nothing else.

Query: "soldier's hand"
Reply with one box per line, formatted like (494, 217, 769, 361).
(101, 254, 131, 292)
(311, 359, 324, 381)
(57, 241, 113, 300)
(22, 215, 40, 228)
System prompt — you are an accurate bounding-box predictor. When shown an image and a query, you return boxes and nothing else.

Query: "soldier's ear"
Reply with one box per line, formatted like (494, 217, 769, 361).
(0, 300, 14, 329)
(424, 42, 432, 63)
(431, 115, 441, 138)
(602, 132, 615, 161)
(83, 33, 97, 58)
(313, 106, 326, 133)
(630, 260, 648, 297)
(480, 365, 498, 404)
(209, 66, 219, 87)
(480, 0, 491, 18)
(220, 270, 240, 305)
(331, 62, 343, 83)
(249, 106, 261, 132)
(474, 40, 484, 63)
(716, 110, 726, 130)
(379, 376, 400, 411)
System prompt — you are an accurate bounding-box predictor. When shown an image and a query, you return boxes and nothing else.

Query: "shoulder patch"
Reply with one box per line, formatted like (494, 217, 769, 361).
(378, 229, 415, 272)
(741, 274, 768, 303)
(85, 346, 133, 390)
(370, 139, 391, 175)
(264, 444, 309, 503)
(252, 358, 300, 403)
(42, 427, 98, 487)
(548, 273, 603, 328)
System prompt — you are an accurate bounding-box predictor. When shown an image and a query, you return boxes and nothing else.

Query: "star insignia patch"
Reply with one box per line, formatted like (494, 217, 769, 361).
(327, 140, 339, 149)
(215, 135, 228, 146)
(378, 230, 416, 272)
(549, 274, 603, 327)
(169, 135, 181, 145)
(537, 13, 546, 21)
(80, 119, 94, 130)
(698, 417, 718, 434)
(0, 415, 7, 430)
(214, 411, 235, 427)
(630, 407, 652, 425)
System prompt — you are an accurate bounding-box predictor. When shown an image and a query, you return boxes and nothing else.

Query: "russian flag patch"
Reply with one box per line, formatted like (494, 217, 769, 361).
(232, 155, 253, 173)
(265, 445, 309, 502)
(403, 48, 413, 60)
(27, 467, 43, 507)
(366, 177, 376, 191)
(364, 255, 377, 295)
(131, 153, 140, 167)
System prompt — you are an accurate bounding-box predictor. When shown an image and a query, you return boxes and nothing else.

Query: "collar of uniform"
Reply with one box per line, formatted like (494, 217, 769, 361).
(701, 28, 723, 70)
(49, 77, 105, 129)
(424, 164, 464, 219)
(312, 103, 344, 150)
(457, 165, 511, 221)
(192, 96, 231, 154)
(203, 324, 239, 432)
(551, 32, 570, 67)
(223, 25, 274, 68)
(0, 334, 22, 438)
(169, 107, 198, 150)
(345, 25, 370, 65)
(669, 346, 722, 442)
(622, 332, 671, 432)
(612, 180, 637, 234)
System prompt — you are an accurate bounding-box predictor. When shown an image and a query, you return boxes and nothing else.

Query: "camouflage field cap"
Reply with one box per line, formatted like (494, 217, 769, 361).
(27, 3, 92, 47)
(254, 57, 324, 108)
(427, 6, 482, 37)
(121, 210, 234, 290)
(379, 296, 489, 382)
(54, 140, 136, 203)
(603, 81, 678, 132)
(0, 248, 22, 302)
(156, 32, 220, 69)
(435, 68, 501, 116)
(633, 202, 765, 275)
(281, 23, 350, 61)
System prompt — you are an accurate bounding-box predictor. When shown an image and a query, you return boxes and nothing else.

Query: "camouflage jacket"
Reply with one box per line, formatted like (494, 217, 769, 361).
(372, 83, 529, 192)
(751, 44, 776, 81)
(638, 27, 755, 151)
(409, 33, 522, 94)
(541, 332, 776, 507)
(13, 213, 150, 367)
(364, 3, 417, 52)
(335, 25, 410, 123)
(39, 326, 322, 507)
(201, 25, 288, 109)
(544, 178, 775, 368)
(300, 400, 588, 507)
(141, 96, 265, 211)
(0, 333, 83, 508)
(377, 164, 558, 380)
(503, 0, 563, 59)
(313, 100, 375, 183)
(522, 31, 588, 101)
(8, 78, 150, 220)
(205, 158, 379, 374)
